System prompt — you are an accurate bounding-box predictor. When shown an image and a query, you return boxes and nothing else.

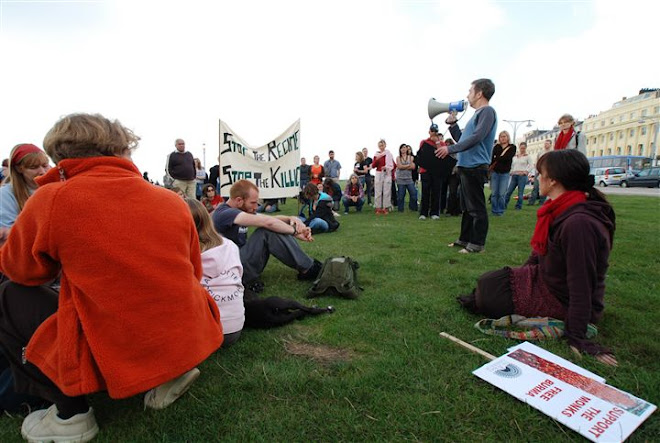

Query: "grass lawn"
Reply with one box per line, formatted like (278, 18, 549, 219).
(1, 194, 658, 442)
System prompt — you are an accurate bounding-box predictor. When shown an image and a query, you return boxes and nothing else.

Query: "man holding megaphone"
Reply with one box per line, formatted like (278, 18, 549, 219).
(435, 78, 498, 254)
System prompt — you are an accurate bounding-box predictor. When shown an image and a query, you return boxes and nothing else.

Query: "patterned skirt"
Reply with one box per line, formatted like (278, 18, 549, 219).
(510, 264, 566, 320)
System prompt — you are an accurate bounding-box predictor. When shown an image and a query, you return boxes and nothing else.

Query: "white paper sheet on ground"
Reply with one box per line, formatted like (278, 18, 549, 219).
(474, 343, 656, 442)
(507, 341, 605, 383)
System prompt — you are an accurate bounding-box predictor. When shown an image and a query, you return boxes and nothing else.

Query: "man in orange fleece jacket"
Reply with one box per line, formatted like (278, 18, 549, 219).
(0, 113, 223, 442)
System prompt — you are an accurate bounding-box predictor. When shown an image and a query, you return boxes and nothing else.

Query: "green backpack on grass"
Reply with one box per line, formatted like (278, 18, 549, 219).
(306, 256, 362, 299)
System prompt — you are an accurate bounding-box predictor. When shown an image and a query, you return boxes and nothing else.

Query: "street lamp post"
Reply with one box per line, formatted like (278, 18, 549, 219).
(503, 119, 534, 145)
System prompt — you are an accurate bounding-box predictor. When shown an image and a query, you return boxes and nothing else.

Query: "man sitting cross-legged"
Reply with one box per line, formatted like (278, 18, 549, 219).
(212, 180, 322, 293)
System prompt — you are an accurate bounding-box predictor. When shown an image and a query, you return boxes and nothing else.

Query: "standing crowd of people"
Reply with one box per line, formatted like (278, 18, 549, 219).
(0, 79, 619, 442)
(299, 134, 461, 221)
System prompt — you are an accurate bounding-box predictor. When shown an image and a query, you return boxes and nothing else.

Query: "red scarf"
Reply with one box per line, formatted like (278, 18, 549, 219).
(530, 190, 586, 255)
(554, 127, 574, 150)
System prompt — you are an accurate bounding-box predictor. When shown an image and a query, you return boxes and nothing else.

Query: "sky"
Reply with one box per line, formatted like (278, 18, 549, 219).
(0, 0, 658, 181)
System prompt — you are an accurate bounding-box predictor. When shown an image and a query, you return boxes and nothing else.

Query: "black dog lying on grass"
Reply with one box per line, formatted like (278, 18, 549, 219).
(244, 289, 334, 329)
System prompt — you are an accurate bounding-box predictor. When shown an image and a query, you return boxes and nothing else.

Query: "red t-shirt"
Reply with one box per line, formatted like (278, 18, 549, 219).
(310, 164, 323, 184)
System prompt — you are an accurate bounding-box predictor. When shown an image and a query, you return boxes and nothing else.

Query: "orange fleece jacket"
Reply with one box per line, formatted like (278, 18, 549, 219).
(0, 157, 223, 398)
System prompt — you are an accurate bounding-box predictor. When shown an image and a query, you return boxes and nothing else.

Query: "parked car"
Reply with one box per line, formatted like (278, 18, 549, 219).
(626, 167, 660, 188)
(592, 167, 629, 187)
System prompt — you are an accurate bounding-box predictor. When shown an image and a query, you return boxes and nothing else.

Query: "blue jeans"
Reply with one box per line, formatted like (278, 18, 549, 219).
(298, 216, 328, 234)
(528, 176, 546, 205)
(342, 197, 364, 213)
(489, 172, 509, 215)
(257, 204, 278, 213)
(505, 175, 527, 209)
(397, 182, 418, 212)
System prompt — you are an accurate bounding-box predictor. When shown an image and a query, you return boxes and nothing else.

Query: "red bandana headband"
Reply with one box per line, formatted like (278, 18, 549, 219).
(11, 144, 44, 166)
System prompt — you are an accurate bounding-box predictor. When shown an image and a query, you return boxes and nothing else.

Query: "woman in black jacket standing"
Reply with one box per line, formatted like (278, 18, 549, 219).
(489, 131, 516, 216)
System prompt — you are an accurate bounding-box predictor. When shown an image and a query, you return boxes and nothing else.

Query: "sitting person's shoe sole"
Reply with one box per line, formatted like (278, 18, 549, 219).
(144, 368, 200, 410)
(21, 404, 99, 443)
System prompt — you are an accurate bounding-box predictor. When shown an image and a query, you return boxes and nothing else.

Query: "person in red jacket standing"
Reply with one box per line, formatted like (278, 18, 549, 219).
(0, 113, 223, 442)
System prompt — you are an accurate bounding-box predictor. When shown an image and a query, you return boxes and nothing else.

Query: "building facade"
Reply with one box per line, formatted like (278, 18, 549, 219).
(582, 89, 659, 161)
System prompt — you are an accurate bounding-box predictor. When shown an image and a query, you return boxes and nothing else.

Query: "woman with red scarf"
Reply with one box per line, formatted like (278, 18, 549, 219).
(554, 113, 586, 154)
(457, 150, 617, 366)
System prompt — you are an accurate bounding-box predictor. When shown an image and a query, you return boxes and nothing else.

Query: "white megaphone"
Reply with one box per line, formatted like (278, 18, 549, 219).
(428, 98, 467, 120)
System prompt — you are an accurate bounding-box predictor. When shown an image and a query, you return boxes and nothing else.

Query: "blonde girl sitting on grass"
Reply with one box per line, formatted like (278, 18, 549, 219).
(187, 199, 245, 347)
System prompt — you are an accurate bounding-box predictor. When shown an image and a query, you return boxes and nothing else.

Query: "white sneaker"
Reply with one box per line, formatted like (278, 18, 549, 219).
(21, 404, 99, 443)
(144, 368, 200, 410)
(418, 215, 426, 220)
(431, 215, 440, 220)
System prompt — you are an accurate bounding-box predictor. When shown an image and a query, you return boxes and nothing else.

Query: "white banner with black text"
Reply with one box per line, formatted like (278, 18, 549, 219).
(218, 119, 301, 199)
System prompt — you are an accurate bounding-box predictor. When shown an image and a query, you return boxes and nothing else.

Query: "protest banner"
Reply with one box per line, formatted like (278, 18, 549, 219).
(473, 342, 656, 442)
(218, 120, 301, 199)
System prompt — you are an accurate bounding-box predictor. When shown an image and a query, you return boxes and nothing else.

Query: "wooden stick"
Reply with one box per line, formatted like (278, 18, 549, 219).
(440, 332, 497, 361)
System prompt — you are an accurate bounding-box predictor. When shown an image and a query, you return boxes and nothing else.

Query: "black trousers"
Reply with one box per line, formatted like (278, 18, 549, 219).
(420, 173, 443, 217)
(365, 175, 374, 204)
(457, 167, 489, 247)
(446, 173, 461, 215)
(440, 179, 449, 214)
(0, 282, 86, 410)
(476, 267, 515, 318)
